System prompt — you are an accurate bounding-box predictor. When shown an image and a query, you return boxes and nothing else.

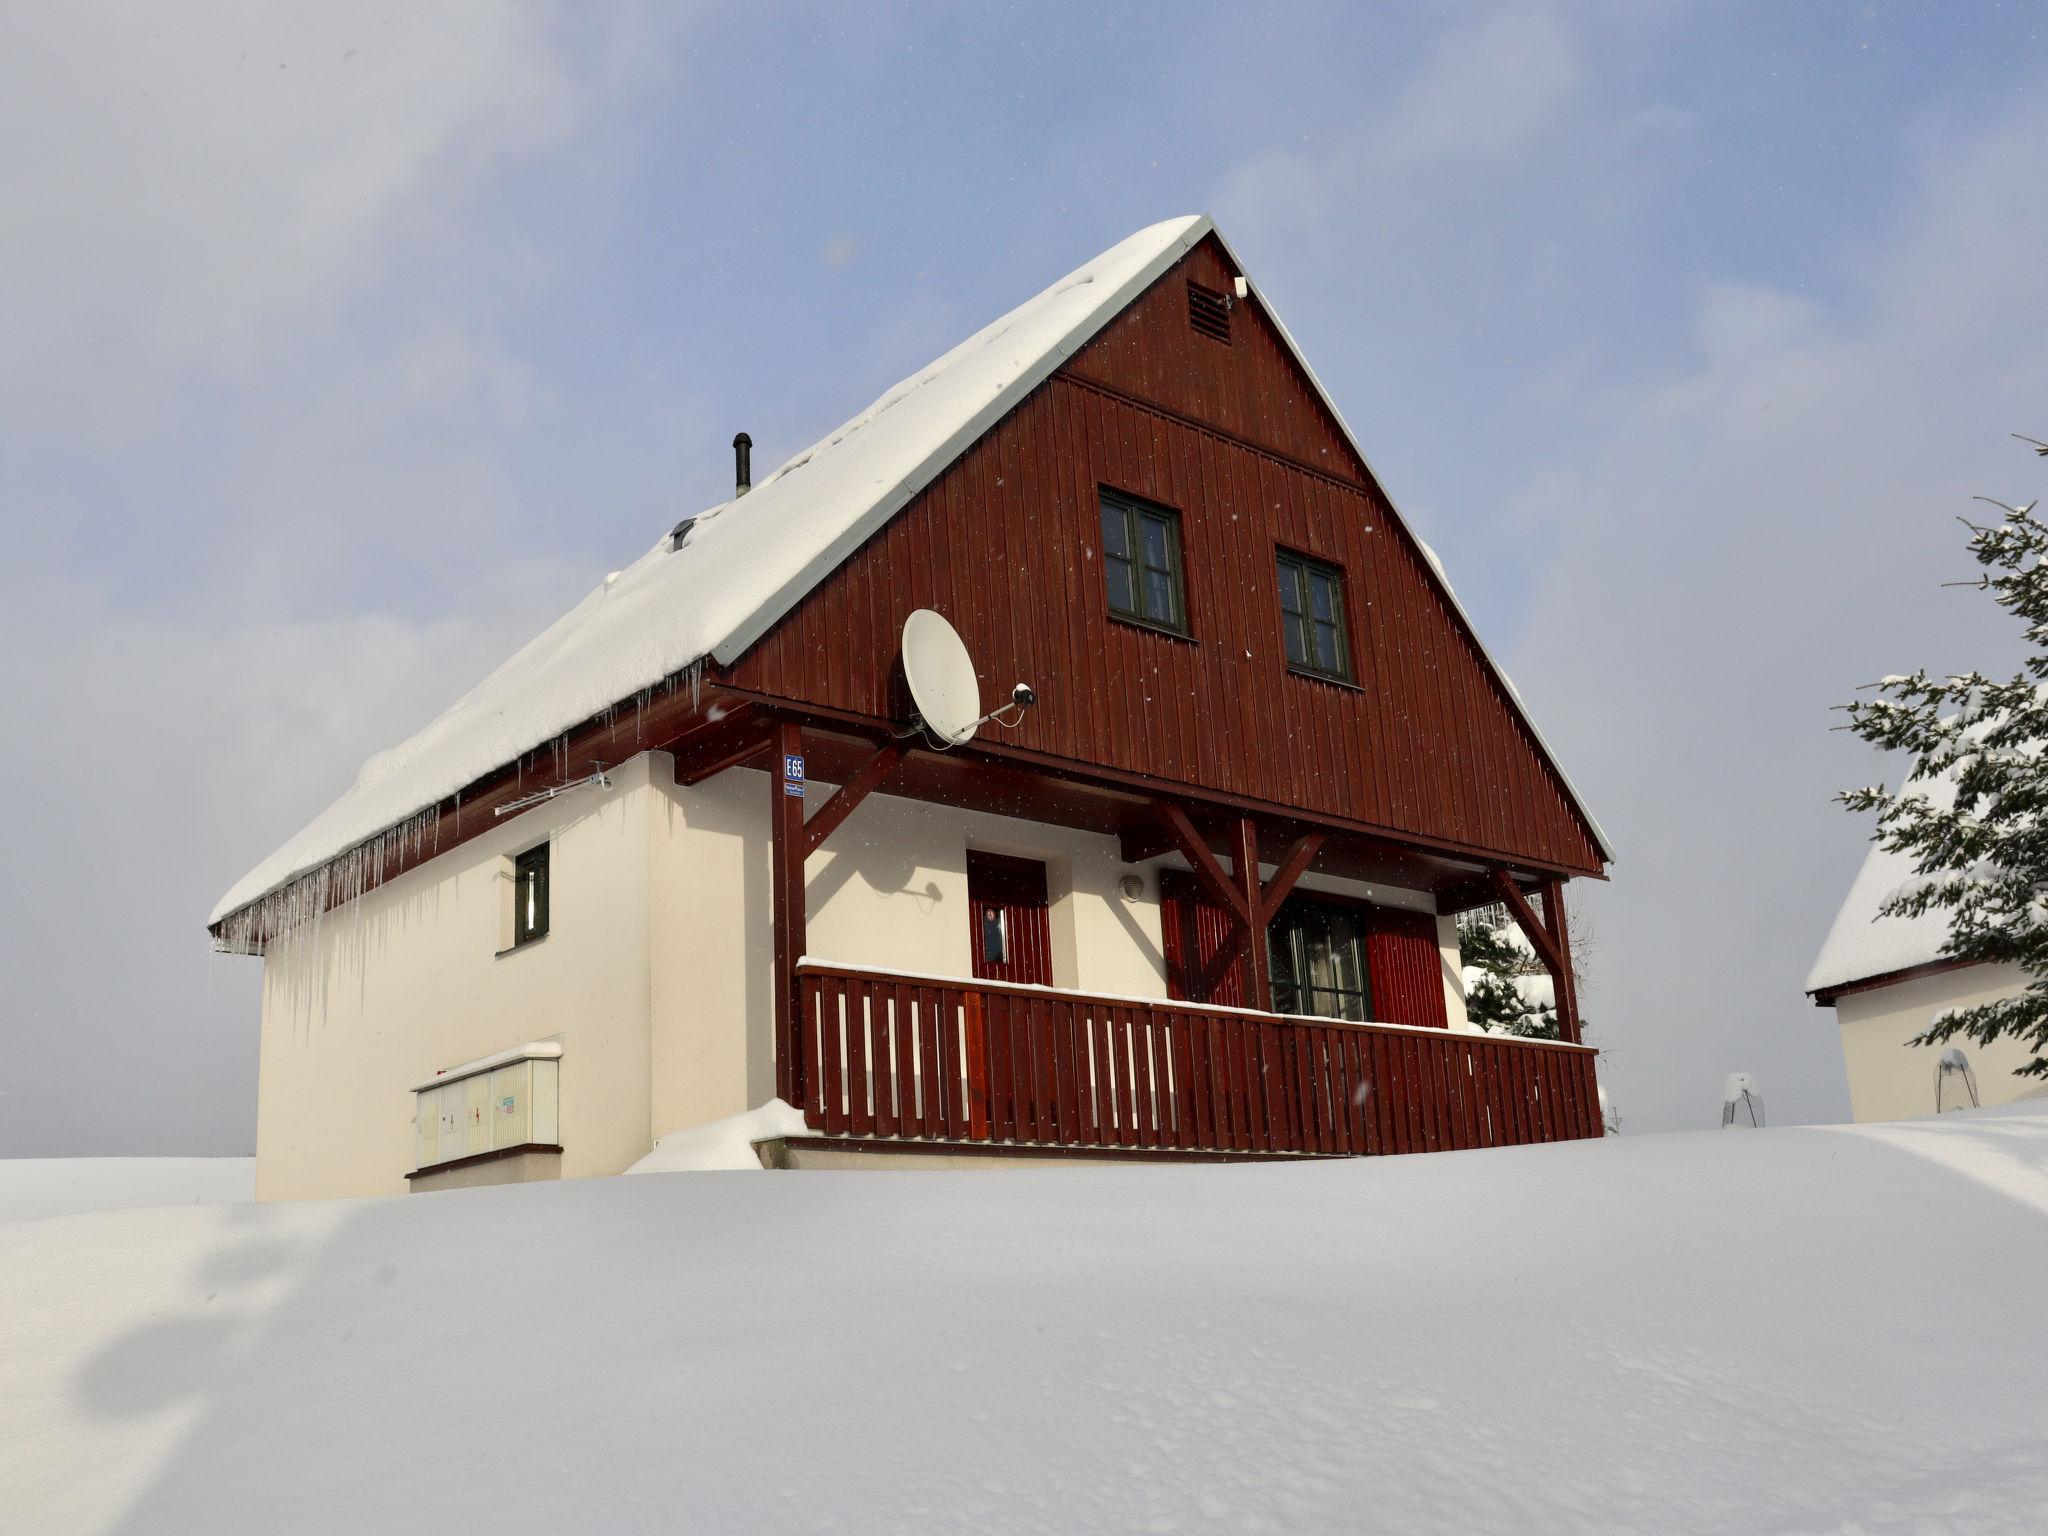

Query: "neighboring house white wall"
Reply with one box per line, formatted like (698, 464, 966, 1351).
(255, 749, 1465, 1200)
(1835, 962, 2044, 1123)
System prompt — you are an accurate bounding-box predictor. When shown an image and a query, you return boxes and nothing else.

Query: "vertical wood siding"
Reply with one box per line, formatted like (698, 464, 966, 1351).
(1364, 908, 1450, 1031)
(966, 851, 1054, 988)
(724, 243, 1605, 875)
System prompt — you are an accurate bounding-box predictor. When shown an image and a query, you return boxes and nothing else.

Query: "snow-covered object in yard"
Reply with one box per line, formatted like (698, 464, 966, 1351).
(1938, 1047, 1981, 1113)
(8, 1105, 2048, 1533)
(1722, 1072, 1765, 1129)
(210, 214, 1613, 939)
(624, 1099, 808, 1173)
(1806, 765, 1960, 995)
(0, 1157, 253, 1224)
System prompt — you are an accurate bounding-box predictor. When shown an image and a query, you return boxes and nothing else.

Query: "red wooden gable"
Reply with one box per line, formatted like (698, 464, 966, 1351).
(720, 238, 1605, 877)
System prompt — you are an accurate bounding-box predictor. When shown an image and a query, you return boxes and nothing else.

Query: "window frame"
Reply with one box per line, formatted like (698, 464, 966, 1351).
(1275, 548, 1354, 683)
(1098, 488, 1191, 638)
(1267, 895, 1375, 1023)
(511, 842, 550, 949)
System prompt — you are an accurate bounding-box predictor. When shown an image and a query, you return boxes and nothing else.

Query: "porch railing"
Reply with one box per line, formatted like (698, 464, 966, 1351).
(795, 961, 1600, 1157)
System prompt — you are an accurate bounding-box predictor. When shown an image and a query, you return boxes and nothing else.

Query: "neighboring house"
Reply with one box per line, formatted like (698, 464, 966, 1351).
(1808, 806, 2044, 1121)
(211, 216, 1614, 1199)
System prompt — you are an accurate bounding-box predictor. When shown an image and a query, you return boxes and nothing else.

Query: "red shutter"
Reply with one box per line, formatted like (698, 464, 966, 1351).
(1159, 870, 1246, 1007)
(1366, 907, 1449, 1029)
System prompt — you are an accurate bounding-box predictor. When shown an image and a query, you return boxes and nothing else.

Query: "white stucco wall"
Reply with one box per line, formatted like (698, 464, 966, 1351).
(1834, 962, 2045, 1123)
(254, 754, 661, 1201)
(250, 748, 1466, 1199)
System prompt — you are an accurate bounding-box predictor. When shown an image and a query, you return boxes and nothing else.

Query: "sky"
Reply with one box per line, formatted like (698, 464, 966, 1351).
(2, 1, 2045, 1154)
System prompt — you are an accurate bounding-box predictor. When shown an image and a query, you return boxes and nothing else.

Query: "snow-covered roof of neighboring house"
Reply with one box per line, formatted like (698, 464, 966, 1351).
(211, 214, 1613, 932)
(1805, 768, 1958, 997)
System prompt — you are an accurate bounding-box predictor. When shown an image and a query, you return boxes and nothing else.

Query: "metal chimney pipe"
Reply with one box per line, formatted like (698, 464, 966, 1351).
(733, 432, 753, 497)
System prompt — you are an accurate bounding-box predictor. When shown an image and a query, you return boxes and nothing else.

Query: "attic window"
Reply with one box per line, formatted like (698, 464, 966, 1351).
(1187, 281, 1232, 344)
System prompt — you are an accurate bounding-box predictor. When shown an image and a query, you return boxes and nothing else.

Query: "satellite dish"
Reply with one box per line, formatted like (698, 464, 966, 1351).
(902, 609, 984, 746)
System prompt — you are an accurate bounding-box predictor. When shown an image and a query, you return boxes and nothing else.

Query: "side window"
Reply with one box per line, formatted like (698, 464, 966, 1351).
(512, 843, 550, 947)
(1276, 551, 1353, 682)
(1099, 490, 1188, 635)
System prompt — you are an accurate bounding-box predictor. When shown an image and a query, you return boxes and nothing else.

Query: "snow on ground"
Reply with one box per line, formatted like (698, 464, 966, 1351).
(0, 1158, 253, 1223)
(625, 1098, 808, 1172)
(6, 1109, 2048, 1534)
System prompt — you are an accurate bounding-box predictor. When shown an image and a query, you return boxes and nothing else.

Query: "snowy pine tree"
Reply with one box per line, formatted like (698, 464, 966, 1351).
(1459, 909, 1562, 1039)
(1837, 434, 2048, 1078)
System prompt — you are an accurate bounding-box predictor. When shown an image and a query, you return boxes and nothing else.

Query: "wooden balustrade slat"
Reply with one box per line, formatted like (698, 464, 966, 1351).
(1056, 1000, 1082, 1146)
(1406, 1036, 1430, 1152)
(803, 983, 825, 1129)
(1390, 1034, 1412, 1153)
(1320, 1029, 1346, 1156)
(1347, 1031, 1371, 1154)
(1144, 1011, 1166, 1148)
(1292, 1027, 1316, 1153)
(1241, 1022, 1267, 1153)
(1145, 1013, 1164, 1148)
(818, 983, 846, 1136)
(1544, 1050, 1564, 1142)
(1262, 1023, 1287, 1152)
(1430, 1038, 1455, 1151)
(1090, 1012, 1110, 1144)
(933, 986, 955, 1137)
(1322, 1030, 1343, 1155)
(871, 988, 899, 1138)
(1176, 1015, 1199, 1147)
(1458, 1048, 1474, 1155)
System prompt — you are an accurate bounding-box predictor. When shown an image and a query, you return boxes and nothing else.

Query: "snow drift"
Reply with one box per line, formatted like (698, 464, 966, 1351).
(7, 1106, 2048, 1532)
(0, 1158, 253, 1224)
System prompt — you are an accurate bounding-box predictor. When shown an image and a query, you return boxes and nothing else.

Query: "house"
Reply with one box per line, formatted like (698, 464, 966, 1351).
(1808, 793, 2044, 1121)
(210, 216, 1613, 1199)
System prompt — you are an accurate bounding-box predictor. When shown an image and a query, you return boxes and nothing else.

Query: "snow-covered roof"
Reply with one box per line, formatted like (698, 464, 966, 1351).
(1805, 769, 1958, 996)
(211, 217, 1210, 927)
(212, 213, 1613, 932)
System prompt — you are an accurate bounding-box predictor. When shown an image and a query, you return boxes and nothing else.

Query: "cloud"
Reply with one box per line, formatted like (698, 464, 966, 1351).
(1212, 5, 1585, 255)
(0, 2, 669, 1154)
(1502, 96, 2048, 1130)
(1384, 8, 1585, 165)
(0, 563, 581, 1157)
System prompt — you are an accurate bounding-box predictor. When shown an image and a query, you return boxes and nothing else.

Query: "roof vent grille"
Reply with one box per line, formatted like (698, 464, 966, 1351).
(1187, 281, 1233, 344)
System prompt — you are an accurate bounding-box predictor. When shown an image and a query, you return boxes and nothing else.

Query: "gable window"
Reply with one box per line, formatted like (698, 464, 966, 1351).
(512, 843, 550, 948)
(1276, 551, 1352, 682)
(1099, 490, 1187, 635)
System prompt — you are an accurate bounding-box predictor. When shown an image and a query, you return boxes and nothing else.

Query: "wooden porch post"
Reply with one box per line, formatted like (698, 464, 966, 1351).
(1539, 878, 1582, 1045)
(770, 718, 808, 1108)
(1235, 816, 1274, 1013)
(1490, 870, 1579, 1047)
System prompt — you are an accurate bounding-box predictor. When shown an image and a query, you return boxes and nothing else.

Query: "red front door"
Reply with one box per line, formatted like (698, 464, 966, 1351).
(967, 851, 1053, 986)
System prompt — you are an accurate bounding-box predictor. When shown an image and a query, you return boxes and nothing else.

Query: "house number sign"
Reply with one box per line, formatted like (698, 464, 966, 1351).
(783, 753, 806, 798)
